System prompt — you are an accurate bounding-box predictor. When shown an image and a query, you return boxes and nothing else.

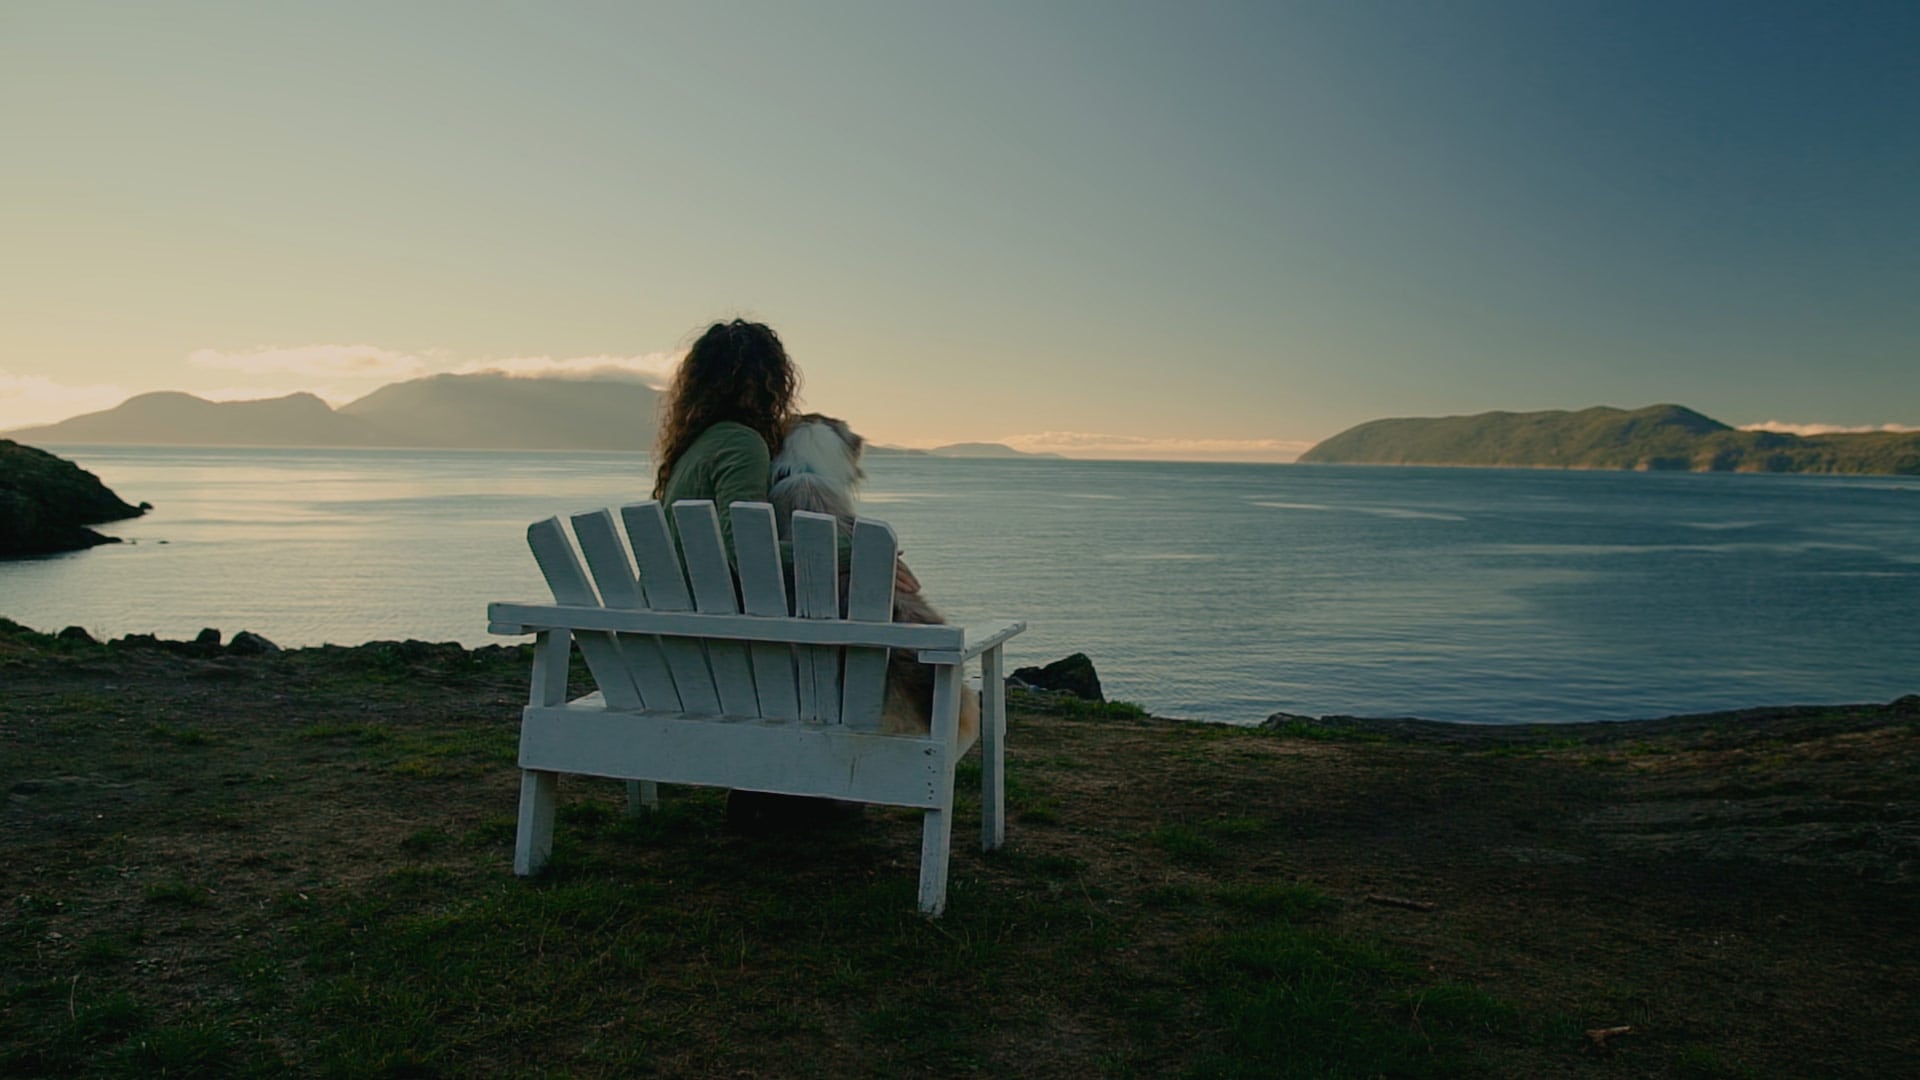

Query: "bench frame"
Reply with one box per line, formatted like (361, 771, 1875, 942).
(488, 499, 1025, 916)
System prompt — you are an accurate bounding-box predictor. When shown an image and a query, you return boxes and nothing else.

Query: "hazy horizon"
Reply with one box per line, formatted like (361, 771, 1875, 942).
(10, 373, 1920, 463)
(4, 1, 1916, 461)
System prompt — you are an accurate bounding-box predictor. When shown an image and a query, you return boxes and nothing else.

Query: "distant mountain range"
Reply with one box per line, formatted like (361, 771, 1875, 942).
(1299, 404, 1920, 475)
(2, 373, 1055, 458)
(4, 374, 664, 450)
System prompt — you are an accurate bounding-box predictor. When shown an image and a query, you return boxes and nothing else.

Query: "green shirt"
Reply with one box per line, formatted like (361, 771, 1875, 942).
(659, 420, 855, 572)
(659, 421, 773, 561)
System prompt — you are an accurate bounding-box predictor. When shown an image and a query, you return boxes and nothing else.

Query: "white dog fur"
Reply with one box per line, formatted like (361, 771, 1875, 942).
(768, 413, 979, 741)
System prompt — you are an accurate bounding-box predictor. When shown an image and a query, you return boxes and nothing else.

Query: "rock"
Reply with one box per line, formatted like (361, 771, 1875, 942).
(1890, 694, 1920, 719)
(56, 626, 96, 644)
(228, 631, 281, 656)
(194, 628, 222, 647)
(1260, 711, 1320, 730)
(0, 440, 147, 557)
(110, 633, 162, 649)
(1010, 653, 1103, 702)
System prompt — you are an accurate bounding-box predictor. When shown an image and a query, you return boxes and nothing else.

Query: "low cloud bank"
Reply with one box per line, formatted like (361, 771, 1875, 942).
(450, 353, 678, 384)
(0, 371, 129, 431)
(190, 344, 679, 387)
(1742, 420, 1920, 436)
(189, 344, 427, 380)
(999, 430, 1313, 462)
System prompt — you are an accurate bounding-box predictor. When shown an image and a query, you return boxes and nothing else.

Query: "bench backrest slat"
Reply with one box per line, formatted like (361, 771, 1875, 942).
(620, 501, 722, 715)
(570, 509, 682, 712)
(730, 503, 802, 721)
(791, 511, 842, 722)
(672, 501, 762, 718)
(529, 501, 893, 729)
(840, 518, 898, 731)
(527, 517, 644, 709)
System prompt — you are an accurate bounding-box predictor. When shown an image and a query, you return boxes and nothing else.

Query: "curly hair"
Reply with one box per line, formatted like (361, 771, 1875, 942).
(653, 320, 799, 497)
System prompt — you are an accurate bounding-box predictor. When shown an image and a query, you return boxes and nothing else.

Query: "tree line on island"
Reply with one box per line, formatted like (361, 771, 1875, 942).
(1300, 404, 1920, 475)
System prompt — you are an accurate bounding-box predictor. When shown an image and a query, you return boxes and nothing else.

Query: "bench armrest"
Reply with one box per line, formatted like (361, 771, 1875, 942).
(488, 600, 966, 651)
(916, 620, 1027, 665)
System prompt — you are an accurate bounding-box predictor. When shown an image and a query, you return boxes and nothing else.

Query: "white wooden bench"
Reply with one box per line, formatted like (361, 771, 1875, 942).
(487, 499, 1026, 916)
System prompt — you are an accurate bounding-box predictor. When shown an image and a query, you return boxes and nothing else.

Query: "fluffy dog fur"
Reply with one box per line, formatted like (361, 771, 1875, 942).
(769, 413, 979, 741)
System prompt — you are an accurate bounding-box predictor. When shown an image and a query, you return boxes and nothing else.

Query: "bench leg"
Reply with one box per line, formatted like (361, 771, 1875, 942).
(918, 808, 953, 917)
(980, 646, 1007, 852)
(515, 769, 558, 876)
(626, 780, 659, 816)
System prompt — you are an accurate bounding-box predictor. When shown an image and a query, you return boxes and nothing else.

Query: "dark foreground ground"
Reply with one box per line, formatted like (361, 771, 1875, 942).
(2, 623, 1916, 1077)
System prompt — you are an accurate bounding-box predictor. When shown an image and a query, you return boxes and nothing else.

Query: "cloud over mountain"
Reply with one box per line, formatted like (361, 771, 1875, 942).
(0, 370, 130, 431)
(1741, 420, 1920, 436)
(450, 352, 679, 385)
(188, 344, 430, 380)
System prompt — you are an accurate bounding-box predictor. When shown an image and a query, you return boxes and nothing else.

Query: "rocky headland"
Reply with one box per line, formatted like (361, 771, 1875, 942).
(0, 440, 148, 557)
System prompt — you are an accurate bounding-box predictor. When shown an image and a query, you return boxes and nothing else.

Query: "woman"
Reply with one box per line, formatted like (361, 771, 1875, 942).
(652, 318, 903, 831)
(653, 318, 798, 557)
(654, 318, 917, 587)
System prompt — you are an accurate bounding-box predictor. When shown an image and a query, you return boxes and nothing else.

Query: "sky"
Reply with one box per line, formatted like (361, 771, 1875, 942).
(2, 1, 1916, 460)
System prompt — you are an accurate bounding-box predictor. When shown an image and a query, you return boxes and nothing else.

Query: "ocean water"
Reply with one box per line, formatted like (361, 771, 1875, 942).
(5, 446, 1917, 725)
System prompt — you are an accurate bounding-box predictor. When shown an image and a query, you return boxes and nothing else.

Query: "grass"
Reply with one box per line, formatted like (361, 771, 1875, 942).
(2, 779, 1539, 1077)
(1010, 692, 1151, 720)
(6, 629, 1909, 1077)
(1261, 718, 1391, 743)
(141, 879, 211, 908)
(145, 722, 215, 747)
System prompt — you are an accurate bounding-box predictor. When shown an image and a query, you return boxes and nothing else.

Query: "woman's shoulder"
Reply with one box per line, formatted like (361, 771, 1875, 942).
(681, 421, 771, 466)
(691, 420, 769, 451)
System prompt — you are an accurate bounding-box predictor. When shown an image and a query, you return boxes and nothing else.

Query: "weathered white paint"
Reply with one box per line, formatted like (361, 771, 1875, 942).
(494, 501, 1026, 916)
(527, 518, 643, 709)
(840, 519, 896, 732)
(514, 769, 558, 875)
(519, 708, 947, 807)
(489, 602, 965, 650)
(619, 502, 721, 715)
(570, 509, 681, 712)
(979, 645, 1006, 851)
(529, 628, 570, 708)
(672, 501, 761, 718)
(728, 502, 802, 722)
(625, 779, 659, 815)
(915, 620, 1029, 665)
(791, 511, 842, 724)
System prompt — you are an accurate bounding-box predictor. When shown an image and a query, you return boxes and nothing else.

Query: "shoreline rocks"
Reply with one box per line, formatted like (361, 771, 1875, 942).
(1011, 652, 1104, 702)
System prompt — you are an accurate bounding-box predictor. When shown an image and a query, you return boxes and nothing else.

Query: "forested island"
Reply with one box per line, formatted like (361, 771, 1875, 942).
(1299, 404, 1920, 474)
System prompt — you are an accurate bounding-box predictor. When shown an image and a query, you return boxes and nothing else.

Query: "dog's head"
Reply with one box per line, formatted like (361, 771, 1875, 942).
(772, 413, 865, 492)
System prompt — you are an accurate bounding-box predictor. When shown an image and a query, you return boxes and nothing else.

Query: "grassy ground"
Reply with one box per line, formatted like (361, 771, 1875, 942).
(2, 624, 1916, 1077)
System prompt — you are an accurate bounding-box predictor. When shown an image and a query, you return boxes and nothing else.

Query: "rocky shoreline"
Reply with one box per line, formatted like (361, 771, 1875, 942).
(6, 616, 1914, 745)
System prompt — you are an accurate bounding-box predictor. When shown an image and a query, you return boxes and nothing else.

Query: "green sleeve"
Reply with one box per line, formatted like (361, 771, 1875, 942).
(668, 423, 855, 573)
(704, 427, 773, 563)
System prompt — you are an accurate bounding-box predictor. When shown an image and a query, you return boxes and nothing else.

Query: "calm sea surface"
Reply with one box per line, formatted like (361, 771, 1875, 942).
(6, 446, 1917, 725)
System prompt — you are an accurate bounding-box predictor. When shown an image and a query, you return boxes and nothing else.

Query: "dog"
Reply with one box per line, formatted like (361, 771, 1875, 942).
(769, 413, 979, 741)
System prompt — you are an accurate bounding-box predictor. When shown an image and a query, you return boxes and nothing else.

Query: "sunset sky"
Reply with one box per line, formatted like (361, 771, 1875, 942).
(3, 1, 1916, 459)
